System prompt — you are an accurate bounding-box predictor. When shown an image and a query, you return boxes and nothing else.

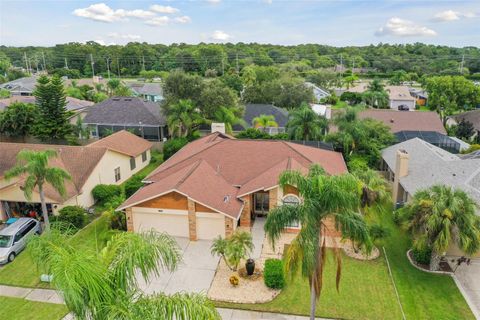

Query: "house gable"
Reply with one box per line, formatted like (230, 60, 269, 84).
(137, 191, 189, 210)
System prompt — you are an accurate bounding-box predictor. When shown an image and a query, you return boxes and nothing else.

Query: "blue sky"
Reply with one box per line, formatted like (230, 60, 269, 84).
(0, 0, 479, 47)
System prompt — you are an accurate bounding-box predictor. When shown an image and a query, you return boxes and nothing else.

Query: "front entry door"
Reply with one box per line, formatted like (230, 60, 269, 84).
(254, 192, 269, 216)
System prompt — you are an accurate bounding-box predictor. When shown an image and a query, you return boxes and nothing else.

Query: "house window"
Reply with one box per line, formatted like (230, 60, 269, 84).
(282, 195, 300, 228)
(142, 151, 147, 162)
(114, 167, 121, 182)
(130, 157, 136, 170)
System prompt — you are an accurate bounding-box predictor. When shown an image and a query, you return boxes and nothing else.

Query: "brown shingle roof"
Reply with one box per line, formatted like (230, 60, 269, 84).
(358, 110, 446, 134)
(88, 130, 152, 157)
(0, 143, 107, 202)
(121, 133, 347, 218)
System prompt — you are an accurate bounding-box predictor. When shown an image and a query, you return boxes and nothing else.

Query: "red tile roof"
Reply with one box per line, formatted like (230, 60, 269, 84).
(121, 133, 347, 218)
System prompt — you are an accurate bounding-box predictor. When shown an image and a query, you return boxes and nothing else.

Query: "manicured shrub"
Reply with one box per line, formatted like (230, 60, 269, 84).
(57, 206, 88, 229)
(163, 137, 188, 160)
(92, 184, 123, 204)
(109, 209, 127, 231)
(368, 224, 391, 242)
(264, 258, 285, 289)
(412, 243, 432, 265)
(124, 175, 144, 198)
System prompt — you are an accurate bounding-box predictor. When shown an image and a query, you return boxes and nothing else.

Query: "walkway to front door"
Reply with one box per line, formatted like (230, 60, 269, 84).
(250, 216, 266, 259)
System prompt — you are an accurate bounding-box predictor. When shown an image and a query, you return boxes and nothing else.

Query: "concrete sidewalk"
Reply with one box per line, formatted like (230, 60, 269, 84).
(0, 284, 63, 304)
(217, 308, 330, 319)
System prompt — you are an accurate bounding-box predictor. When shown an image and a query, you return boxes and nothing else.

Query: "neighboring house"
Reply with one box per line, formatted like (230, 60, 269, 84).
(358, 109, 463, 152)
(304, 82, 330, 102)
(311, 104, 332, 119)
(64, 77, 106, 88)
(408, 88, 428, 106)
(380, 138, 480, 257)
(0, 130, 152, 220)
(446, 109, 480, 140)
(345, 84, 416, 110)
(118, 132, 347, 240)
(0, 76, 38, 96)
(0, 96, 93, 124)
(125, 82, 164, 102)
(83, 97, 167, 141)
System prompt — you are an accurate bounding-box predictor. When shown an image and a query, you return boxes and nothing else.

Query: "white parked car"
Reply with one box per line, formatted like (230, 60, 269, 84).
(0, 218, 40, 264)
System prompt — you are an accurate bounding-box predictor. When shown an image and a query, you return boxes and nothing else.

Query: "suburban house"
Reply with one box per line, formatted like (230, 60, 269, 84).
(446, 109, 480, 140)
(311, 104, 332, 119)
(358, 109, 461, 153)
(118, 132, 347, 240)
(0, 130, 152, 220)
(125, 81, 164, 102)
(304, 82, 330, 102)
(409, 88, 428, 106)
(0, 96, 94, 124)
(83, 97, 167, 142)
(380, 138, 480, 257)
(0, 76, 38, 96)
(344, 83, 416, 110)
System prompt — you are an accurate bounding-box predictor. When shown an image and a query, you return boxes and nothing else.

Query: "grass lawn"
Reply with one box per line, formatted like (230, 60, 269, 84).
(332, 101, 348, 109)
(0, 296, 68, 320)
(215, 204, 475, 320)
(417, 105, 431, 112)
(0, 214, 112, 288)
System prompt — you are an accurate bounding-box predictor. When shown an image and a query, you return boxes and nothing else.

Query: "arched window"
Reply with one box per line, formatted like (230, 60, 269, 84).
(282, 195, 300, 228)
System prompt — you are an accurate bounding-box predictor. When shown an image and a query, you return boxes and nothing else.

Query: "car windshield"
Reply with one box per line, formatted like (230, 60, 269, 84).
(0, 235, 12, 248)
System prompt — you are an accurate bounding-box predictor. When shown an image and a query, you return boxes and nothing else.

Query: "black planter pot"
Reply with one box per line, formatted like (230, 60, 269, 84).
(246, 258, 255, 276)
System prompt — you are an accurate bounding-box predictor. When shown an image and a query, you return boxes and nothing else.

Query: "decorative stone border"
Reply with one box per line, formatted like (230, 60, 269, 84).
(342, 243, 380, 261)
(406, 249, 453, 275)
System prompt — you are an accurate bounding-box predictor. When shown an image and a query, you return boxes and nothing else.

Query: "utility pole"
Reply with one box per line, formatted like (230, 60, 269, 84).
(459, 54, 465, 74)
(352, 57, 356, 73)
(64, 57, 69, 69)
(340, 54, 343, 77)
(221, 56, 225, 76)
(41, 51, 47, 72)
(142, 55, 145, 71)
(106, 57, 111, 79)
(236, 53, 239, 73)
(117, 57, 121, 78)
(23, 52, 29, 75)
(90, 53, 95, 77)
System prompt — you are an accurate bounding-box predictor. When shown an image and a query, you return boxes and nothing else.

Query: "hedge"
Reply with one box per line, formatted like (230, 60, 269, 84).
(264, 258, 285, 289)
(57, 206, 88, 229)
(92, 184, 123, 204)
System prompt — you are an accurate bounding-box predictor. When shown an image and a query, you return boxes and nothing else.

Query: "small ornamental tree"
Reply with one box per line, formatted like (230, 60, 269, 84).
(211, 230, 254, 271)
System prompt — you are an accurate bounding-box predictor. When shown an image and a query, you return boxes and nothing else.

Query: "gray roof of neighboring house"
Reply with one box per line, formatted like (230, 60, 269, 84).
(126, 82, 163, 96)
(449, 109, 480, 132)
(0, 96, 93, 113)
(0, 76, 38, 93)
(233, 104, 289, 131)
(83, 97, 166, 126)
(382, 138, 480, 207)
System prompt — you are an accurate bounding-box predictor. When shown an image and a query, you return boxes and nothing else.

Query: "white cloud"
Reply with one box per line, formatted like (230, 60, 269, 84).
(174, 16, 191, 24)
(206, 0, 221, 3)
(150, 5, 179, 14)
(210, 30, 231, 41)
(91, 39, 116, 46)
(107, 32, 141, 40)
(432, 10, 478, 22)
(375, 18, 436, 37)
(73, 3, 154, 23)
(145, 16, 170, 26)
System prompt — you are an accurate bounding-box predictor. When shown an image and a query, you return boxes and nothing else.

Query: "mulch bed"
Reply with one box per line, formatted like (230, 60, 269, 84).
(407, 250, 453, 273)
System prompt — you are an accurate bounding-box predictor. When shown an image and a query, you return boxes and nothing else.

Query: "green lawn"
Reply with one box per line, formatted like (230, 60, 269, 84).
(216, 204, 475, 320)
(0, 296, 68, 320)
(332, 101, 348, 109)
(417, 105, 431, 112)
(0, 214, 112, 288)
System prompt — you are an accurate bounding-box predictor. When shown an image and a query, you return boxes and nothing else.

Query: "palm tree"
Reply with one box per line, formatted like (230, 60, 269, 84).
(401, 185, 480, 271)
(343, 75, 358, 89)
(352, 168, 389, 211)
(252, 114, 278, 132)
(213, 106, 246, 135)
(29, 228, 220, 320)
(286, 104, 328, 141)
(265, 165, 371, 319)
(367, 78, 384, 93)
(211, 230, 254, 271)
(166, 99, 204, 138)
(5, 150, 71, 231)
(107, 78, 121, 96)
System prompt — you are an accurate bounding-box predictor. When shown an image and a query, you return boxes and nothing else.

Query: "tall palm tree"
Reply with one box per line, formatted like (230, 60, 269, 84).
(352, 168, 389, 211)
(401, 185, 480, 271)
(5, 150, 71, 231)
(367, 78, 384, 93)
(286, 104, 328, 141)
(107, 78, 121, 96)
(166, 99, 204, 138)
(28, 228, 220, 320)
(252, 114, 278, 132)
(265, 165, 371, 320)
(213, 106, 246, 135)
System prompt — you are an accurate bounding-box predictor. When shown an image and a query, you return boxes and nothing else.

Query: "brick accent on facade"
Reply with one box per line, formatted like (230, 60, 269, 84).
(225, 216, 234, 238)
(187, 198, 197, 241)
(125, 207, 133, 232)
(240, 195, 251, 227)
(269, 187, 278, 210)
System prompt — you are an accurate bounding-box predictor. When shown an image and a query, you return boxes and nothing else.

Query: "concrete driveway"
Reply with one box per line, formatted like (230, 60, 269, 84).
(453, 258, 480, 319)
(138, 237, 219, 295)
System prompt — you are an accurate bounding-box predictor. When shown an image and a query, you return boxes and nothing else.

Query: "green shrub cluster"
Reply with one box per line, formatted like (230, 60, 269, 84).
(412, 243, 432, 265)
(263, 258, 285, 289)
(163, 138, 188, 160)
(124, 176, 144, 198)
(56, 206, 88, 229)
(92, 184, 123, 204)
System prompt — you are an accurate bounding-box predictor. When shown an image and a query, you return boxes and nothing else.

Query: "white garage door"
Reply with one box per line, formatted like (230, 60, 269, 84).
(196, 213, 225, 240)
(132, 209, 189, 237)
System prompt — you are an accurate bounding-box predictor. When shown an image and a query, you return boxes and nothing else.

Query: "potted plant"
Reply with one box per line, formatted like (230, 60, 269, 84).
(245, 258, 255, 276)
